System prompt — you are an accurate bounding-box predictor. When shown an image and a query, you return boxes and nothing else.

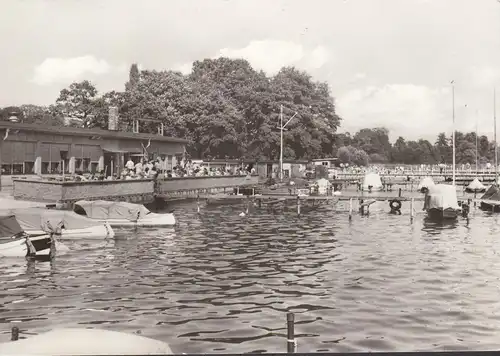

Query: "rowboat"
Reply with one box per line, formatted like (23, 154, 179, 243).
(479, 184, 500, 212)
(6, 208, 114, 239)
(424, 184, 461, 221)
(0, 215, 54, 258)
(73, 200, 176, 227)
(0, 328, 173, 355)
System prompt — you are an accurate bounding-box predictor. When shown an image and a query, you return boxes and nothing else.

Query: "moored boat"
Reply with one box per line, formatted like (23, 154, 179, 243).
(424, 184, 461, 221)
(361, 172, 383, 192)
(479, 184, 500, 212)
(73, 200, 176, 227)
(6, 208, 114, 239)
(418, 176, 435, 193)
(0, 215, 54, 259)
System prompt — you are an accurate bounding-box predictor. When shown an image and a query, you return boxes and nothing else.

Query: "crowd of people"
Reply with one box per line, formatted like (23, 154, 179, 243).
(75, 158, 255, 181)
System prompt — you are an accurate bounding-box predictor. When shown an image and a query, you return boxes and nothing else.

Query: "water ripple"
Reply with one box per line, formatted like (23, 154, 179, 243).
(1, 199, 500, 353)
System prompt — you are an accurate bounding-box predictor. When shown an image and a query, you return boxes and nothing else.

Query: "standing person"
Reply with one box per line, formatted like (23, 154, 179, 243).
(135, 158, 143, 175)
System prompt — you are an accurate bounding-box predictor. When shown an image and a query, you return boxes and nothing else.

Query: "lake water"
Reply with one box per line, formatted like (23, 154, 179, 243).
(2, 197, 500, 353)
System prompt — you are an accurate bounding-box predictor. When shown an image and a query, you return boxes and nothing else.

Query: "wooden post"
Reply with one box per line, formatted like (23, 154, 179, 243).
(197, 194, 200, 213)
(297, 196, 301, 215)
(410, 198, 414, 222)
(398, 188, 402, 197)
(287, 312, 296, 353)
(349, 198, 353, 220)
(11, 326, 19, 341)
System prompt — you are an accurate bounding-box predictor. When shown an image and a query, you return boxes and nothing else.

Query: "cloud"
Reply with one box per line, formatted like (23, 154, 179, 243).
(469, 66, 500, 88)
(336, 84, 452, 141)
(174, 39, 330, 75)
(32, 55, 113, 85)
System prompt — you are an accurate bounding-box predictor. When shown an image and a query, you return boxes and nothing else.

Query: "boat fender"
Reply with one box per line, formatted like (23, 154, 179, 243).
(389, 199, 402, 212)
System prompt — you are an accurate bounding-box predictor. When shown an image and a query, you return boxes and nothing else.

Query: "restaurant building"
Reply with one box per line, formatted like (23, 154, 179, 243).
(0, 108, 188, 177)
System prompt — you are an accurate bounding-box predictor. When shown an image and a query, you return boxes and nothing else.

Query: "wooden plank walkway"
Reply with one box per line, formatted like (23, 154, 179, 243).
(199, 194, 425, 201)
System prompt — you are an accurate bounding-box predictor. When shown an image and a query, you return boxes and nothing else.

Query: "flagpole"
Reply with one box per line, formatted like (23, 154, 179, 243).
(451, 80, 456, 186)
(476, 109, 479, 175)
(495, 87, 498, 183)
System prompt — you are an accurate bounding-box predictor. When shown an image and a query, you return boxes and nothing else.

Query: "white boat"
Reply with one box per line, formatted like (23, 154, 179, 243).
(73, 200, 176, 227)
(0, 215, 54, 258)
(361, 172, 383, 192)
(418, 176, 435, 193)
(424, 184, 461, 221)
(5, 208, 114, 240)
(0, 328, 173, 355)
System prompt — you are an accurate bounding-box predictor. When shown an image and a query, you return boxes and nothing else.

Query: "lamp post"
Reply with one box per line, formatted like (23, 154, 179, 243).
(279, 105, 298, 181)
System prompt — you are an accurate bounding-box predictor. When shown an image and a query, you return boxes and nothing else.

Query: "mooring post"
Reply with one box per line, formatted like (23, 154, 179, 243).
(349, 198, 353, 220)
(297, 196, 301, 215)
(398, 188, 402, 197)
(11, 326, 19, 341)
(197, 194, 200, 213)
(410, 198, 414, 222)
(286, 312, 296, 353)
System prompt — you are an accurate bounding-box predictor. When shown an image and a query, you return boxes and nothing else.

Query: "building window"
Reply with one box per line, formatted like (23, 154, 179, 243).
(0, 141, 37, 175)
(1, 165, 11, 175)
(73, 144, 100, 173)
(322, 162, 328, 166)
(41, 142, 70, 175)
(24, 161, 35, 174)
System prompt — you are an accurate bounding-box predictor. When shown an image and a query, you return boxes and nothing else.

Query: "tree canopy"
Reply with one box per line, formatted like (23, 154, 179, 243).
(0, 57, 498, 166)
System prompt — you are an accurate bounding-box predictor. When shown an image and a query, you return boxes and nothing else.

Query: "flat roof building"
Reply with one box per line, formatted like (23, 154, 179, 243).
(0, 111, 188, 177)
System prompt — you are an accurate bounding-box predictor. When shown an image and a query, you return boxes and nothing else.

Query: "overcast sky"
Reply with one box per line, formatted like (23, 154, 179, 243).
(1, 0, 500, 141)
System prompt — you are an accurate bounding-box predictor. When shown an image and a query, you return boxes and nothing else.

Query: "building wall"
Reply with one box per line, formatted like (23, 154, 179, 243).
(0, 131, 185, 176)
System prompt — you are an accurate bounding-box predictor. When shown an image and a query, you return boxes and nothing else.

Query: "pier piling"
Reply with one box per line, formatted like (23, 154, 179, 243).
(410, 198, 414, 222)
(11, 326, 19, 341)
(286, 312, 296, 353)
(297, 197, 301, 215)
(349, 198, 353, 220)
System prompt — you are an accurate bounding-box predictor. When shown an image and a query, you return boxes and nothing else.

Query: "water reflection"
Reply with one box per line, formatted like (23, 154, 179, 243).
(2, 201, 500, 353)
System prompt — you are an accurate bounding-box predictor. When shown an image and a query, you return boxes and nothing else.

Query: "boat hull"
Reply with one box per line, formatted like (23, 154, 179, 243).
(0, 234, 53, 258)
(426, 208, 460, 221)
(26, 223, 114, 240)
(95, 213, 176, 228)
(479, 201, 500, 212)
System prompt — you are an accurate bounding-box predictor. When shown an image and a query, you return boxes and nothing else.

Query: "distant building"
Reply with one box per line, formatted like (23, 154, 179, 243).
(311, 157, 339, 168)
(0, 108, 188, 177)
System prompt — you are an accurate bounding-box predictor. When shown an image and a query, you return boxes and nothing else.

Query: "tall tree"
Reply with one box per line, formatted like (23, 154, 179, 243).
(125, 63, 140, 91)
(55, 80, 98, 128)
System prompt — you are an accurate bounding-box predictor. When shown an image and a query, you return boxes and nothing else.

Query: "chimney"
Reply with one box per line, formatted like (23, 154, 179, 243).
(108, 106, 119, 131)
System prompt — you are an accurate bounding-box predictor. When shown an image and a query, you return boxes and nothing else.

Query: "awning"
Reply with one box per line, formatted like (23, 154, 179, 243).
(101, 145, 141, 154)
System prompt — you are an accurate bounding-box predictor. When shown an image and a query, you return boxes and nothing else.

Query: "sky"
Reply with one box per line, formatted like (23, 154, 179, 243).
(1, 0, 500, 142)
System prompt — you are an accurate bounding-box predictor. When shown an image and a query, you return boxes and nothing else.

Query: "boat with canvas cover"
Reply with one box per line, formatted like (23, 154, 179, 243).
(361, 172, 383, 192)
(479, 184, 500, 212)
(465, 177, 486, 194)
(73, 200, 176, 227)
(423, 184, 461, 221)
(417, 176, 435, 193)
(6, 208, 114, 239)
(0, 215, 54, 258)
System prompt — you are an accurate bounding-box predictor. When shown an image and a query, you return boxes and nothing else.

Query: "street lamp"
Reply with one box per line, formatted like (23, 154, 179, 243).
(279, 105, 298, 181)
